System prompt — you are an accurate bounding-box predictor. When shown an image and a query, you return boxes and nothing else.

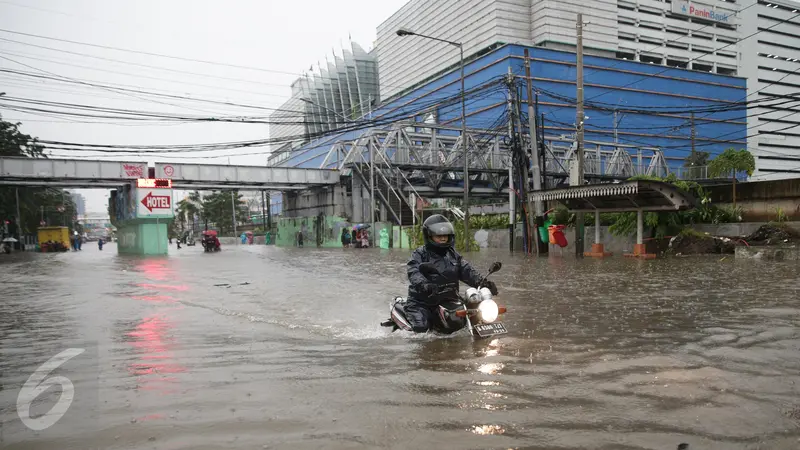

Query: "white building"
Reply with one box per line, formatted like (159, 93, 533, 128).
(740, 0, 800, 180)
(376, 0, 800, 178)
(268, 41, 379, 165)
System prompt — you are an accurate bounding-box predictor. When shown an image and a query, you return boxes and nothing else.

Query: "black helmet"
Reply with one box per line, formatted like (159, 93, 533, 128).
(422, 214, 455, 252)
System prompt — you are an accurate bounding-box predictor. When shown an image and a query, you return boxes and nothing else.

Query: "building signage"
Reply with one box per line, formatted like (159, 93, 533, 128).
(140, 192, 171, 212)
(137, 178, 172, 189)
(135, 186, 175, 218)
(671, 0, 737, 25)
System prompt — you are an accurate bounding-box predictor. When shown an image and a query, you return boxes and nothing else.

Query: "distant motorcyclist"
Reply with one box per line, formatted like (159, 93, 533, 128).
(405, 214, 498, 333)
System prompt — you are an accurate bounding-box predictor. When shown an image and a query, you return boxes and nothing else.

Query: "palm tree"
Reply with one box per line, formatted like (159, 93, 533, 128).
(708, 148, 756, 208)
(176, 191, 203, 234)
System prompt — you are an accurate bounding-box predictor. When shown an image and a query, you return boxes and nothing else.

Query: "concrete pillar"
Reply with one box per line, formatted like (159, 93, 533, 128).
(351, 176, 363, 223)
(624, 208, 655, 259)
(585, 209, 611, 258)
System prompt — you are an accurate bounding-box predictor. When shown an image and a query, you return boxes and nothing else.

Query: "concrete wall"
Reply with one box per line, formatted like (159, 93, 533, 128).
(281, 185, 349, 219)
(705, 179, 800, 221)
(471, 222, 800, 253)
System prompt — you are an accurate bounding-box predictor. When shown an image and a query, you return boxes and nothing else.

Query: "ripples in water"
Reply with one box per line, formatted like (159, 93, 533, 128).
(1, 245, 799, 449)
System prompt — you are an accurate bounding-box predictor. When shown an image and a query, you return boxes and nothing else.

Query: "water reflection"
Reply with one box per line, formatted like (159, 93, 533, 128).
(470, 424, 505, 435)
(125, 314, 186, 393)
(3, 246, 800, 448)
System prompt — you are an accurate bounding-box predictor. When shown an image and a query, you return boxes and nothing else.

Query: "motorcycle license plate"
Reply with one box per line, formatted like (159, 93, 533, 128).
(474, 322, 507, 337)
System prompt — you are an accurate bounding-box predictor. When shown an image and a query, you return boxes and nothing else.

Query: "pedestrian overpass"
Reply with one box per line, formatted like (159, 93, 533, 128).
(0, 156, 340, 189)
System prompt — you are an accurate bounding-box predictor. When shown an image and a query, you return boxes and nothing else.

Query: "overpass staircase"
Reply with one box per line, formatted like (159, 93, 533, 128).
(348, 147, 418, 227)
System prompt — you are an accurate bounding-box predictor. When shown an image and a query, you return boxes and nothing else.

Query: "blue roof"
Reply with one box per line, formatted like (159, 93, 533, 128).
(278, 43, 747, 170)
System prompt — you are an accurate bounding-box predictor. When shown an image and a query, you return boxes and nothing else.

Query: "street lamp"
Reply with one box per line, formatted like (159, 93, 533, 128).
(396, 27, 470, 251)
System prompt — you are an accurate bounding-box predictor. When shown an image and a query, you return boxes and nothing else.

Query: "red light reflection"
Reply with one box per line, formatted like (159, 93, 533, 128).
(135, 259, 175, 282)
(126, 315, 186, 394)
(130, 295, 176, 303)
(135, 283, 188, 292)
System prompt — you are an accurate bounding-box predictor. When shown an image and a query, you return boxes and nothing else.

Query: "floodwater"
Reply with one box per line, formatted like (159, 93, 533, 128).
(1, 243, 799, 450)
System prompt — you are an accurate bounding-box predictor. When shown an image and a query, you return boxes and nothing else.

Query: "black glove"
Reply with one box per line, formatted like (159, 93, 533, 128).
(483, 280, 499, 296)
(421, 283, 437, 297)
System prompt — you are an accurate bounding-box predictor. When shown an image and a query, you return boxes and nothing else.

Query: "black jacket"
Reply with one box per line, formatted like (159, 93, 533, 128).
(406, 246, 483, 305)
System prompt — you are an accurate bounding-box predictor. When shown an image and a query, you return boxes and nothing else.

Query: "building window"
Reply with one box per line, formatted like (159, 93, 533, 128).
(616, 50, 636, 60)
(639, 8, 662, 17)
(717, 66, 737, 76)
(666, 26, 689, 36)
(639, 21, 663, 31)
(667, 13, 690, 22)
(667, 58, 689, 69)
(640, 36, 663, 45)
(619, 16, 636, 26)
(619, 33, 636, 42)
(641, 54, 663, 65)
(693, 61, 714, 72)
(693, 31, 713, 40)
(717, 36, 737, 44)
(667, 41, 690, 49)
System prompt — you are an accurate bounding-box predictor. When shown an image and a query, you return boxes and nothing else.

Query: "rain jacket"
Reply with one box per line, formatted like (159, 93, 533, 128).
(406, 246, 483, 305)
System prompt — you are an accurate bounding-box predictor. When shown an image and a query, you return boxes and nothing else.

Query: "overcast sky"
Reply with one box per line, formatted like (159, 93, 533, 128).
(0, 0, 407, 213)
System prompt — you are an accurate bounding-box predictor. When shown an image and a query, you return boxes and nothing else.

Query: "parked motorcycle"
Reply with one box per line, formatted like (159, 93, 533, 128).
(380, 261, 508, 338)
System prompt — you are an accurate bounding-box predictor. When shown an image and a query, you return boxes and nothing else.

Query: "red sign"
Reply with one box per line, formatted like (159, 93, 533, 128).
(137, 178, 172, 188)
(163, 165, 175, 177)
(140, 192, 171, 212)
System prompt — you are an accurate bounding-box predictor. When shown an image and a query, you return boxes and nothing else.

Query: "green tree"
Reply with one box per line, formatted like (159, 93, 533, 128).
(708, 148, 755, 208)
(0, 115, 77, 237)
(175, 190, 202, 234)
(683, 150, 710, 179)
(200, 190, 249, 235)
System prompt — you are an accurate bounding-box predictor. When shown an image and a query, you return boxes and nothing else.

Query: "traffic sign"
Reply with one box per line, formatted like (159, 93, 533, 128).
(140, 192, 171, 212)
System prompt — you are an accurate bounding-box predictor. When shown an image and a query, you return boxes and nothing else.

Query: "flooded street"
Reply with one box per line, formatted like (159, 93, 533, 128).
(1, 244, 799, 449)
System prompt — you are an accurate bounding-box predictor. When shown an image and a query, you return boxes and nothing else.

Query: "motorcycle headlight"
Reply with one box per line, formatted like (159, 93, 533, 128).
(478, 299, 499, 323)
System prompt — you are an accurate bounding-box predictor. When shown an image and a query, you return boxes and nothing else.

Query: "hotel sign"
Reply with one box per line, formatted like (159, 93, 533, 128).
(671, 0, 737, 25)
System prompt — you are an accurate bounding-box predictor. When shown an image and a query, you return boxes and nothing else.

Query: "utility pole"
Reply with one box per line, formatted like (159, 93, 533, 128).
(575, 13, 586, 258)
(460, 44, 470, 253)
(15, 187, 22, 245)
(231, 190, 237, 241)
(370, 143, 376, 247)
(690, 112, 697, 179)
(524, 48, 545, 256)
(506, 69, 516, 253)
(541, 113, 547, 192)
(261, 190, 267, 232)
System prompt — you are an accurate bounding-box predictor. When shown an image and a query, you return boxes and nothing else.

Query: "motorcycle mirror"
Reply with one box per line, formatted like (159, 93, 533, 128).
(488, 261, 502, 274)
(419, 263, 440, 277)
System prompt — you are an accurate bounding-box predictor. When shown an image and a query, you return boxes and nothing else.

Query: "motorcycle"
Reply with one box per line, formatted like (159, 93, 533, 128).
(201, 231, 221, 252)
(380, 261, 508, 338)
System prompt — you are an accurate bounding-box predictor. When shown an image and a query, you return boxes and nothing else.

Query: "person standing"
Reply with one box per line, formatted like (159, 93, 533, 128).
(341, 228, 351, 248)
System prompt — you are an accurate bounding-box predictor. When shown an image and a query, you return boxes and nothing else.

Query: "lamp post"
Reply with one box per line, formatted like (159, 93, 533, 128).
(396, 27, 470, 251)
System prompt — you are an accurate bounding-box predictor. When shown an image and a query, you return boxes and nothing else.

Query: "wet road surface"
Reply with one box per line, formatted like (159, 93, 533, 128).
(1, 243, 799, 449)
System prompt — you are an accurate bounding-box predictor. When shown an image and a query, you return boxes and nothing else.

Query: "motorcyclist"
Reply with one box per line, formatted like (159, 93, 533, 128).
(405, 214, 498, 333)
